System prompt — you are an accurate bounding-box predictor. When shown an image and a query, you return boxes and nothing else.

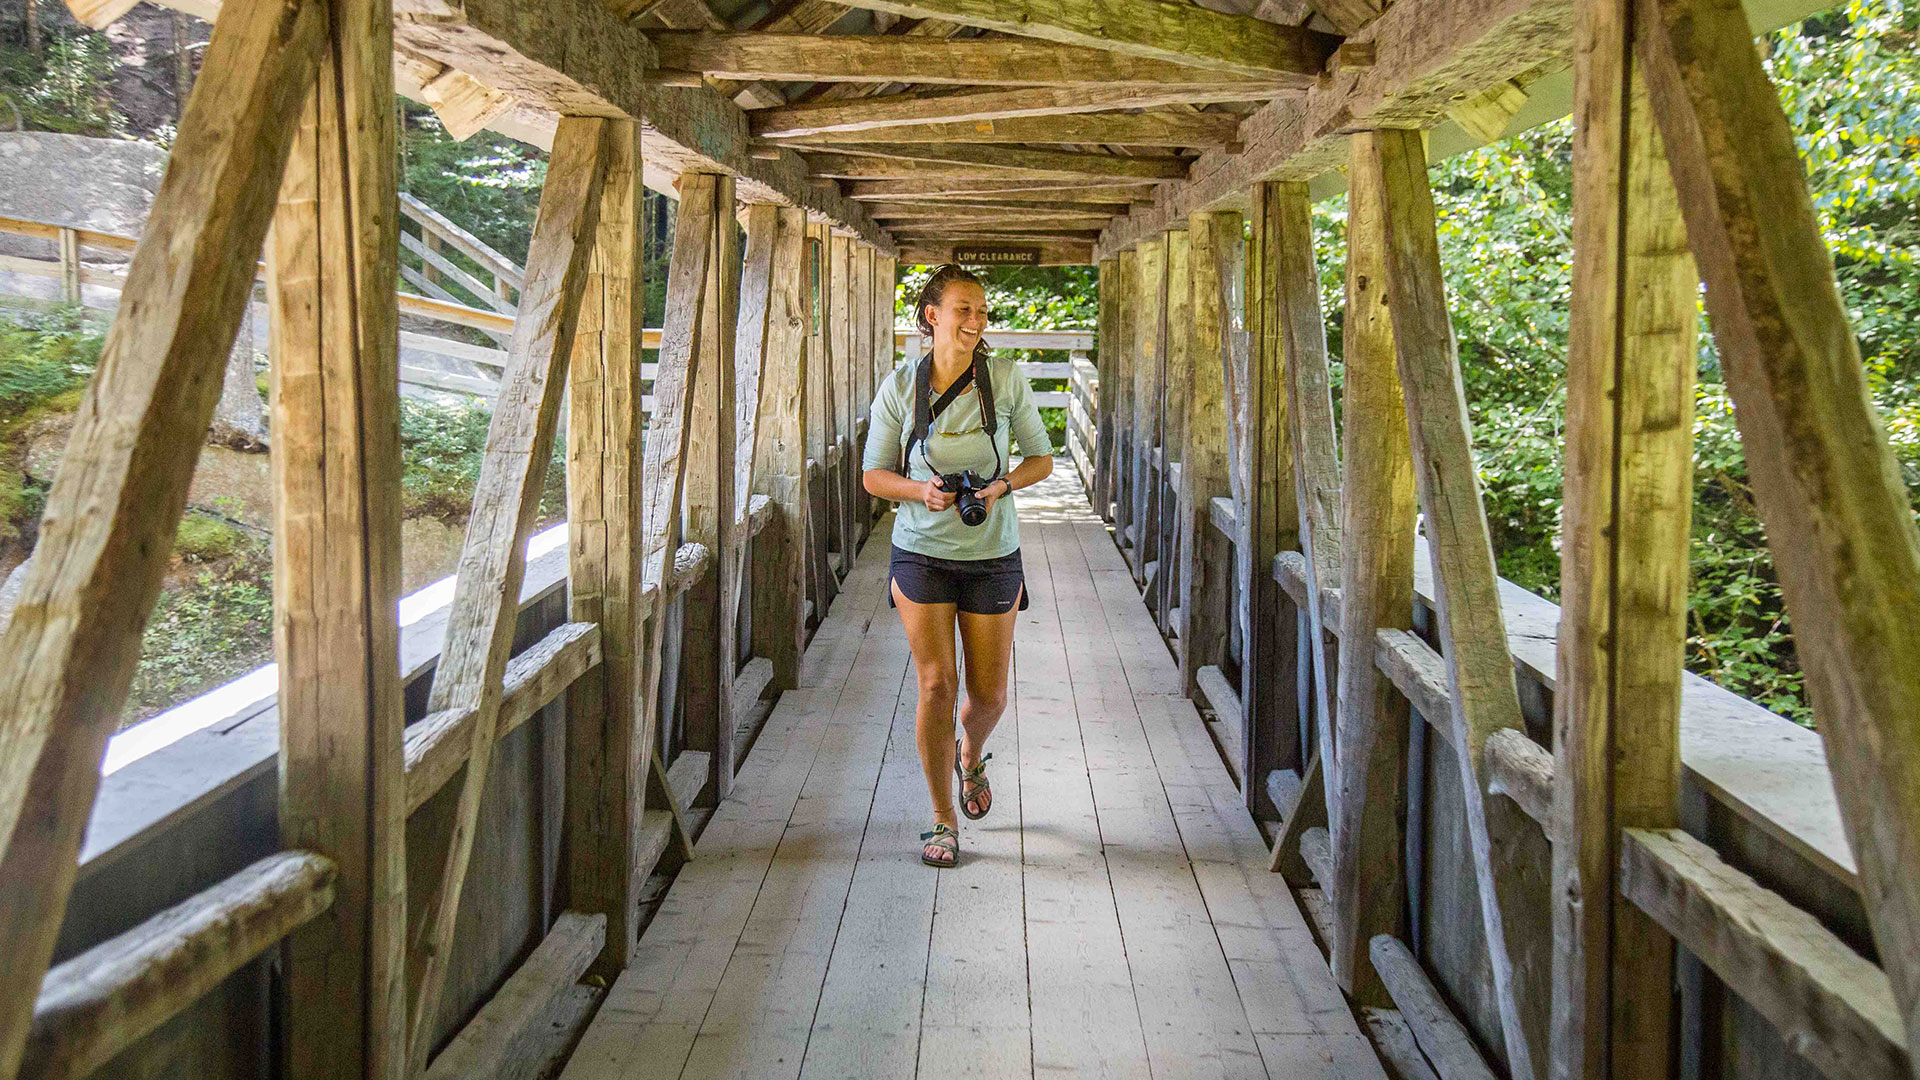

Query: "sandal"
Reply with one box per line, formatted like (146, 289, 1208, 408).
(956, 744, 994, 820)
(921, 823, 958, 867)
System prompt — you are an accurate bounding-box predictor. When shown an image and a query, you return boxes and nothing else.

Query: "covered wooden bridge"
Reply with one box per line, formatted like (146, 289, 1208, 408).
(0, 0, 1917, 1073)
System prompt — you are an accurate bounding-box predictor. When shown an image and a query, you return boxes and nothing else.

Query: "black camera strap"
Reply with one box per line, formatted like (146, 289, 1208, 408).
(903, 350, 996, 475)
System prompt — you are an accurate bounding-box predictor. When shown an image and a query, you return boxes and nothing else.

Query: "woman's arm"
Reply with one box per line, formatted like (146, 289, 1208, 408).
(865, 468, 956, 512)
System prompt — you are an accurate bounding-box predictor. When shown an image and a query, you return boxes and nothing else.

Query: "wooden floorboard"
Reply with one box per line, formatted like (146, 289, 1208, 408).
(561, 468, 1382, 1080)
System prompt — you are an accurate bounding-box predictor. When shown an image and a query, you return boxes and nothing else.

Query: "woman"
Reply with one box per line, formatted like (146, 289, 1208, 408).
(862, 264, 1054, 868)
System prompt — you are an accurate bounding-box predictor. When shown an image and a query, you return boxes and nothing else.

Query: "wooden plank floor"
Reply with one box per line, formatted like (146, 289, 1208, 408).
(560, 468, 1386, 1080)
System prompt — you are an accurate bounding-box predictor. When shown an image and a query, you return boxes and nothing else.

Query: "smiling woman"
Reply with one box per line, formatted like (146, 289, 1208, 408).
(861, 263, 1054, 868)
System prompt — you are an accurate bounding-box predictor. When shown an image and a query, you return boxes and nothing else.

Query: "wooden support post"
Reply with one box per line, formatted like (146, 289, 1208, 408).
(57, 226, 80, 304)
(1638, 0, 1920, 1058)
(564, 118, 646, 978)
(803, 223, 837, 617)
(1157, 227, 1190, 630)
(829, 236, 856, 565)
(1244, 187, 1305, 816)
(744, 205, 810, 689)
(1129, 237, 1166, 588)
(0, 0, 322, 1069)
(269, 0, 406, 1073)
(680, 173, 741, 806)
(1364, 125, 1542, 1080)
(1180, 212, 1238, 693)
(1324, 139, 1414, 1006)
(849, 245, 873, 535)
(1093, 257, 1118, 520)
(1111, 249, 1138, 545)
(407, 116, 613, 1072)
(1550, 0, 1697, 1074)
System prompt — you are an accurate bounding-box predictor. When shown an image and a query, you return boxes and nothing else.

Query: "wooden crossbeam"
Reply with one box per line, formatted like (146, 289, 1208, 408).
(807, 154, 1168, 181)
(1639, 0, 1920, 1058)
(866, 199, 1128, 217)
(768, 110, 1244, 148)
(0, 0, 323, 1070)
(651, 31, 1300, 87)
(754, 84, 1291, 138)
(847, 178, 1157, 201)
(405, 116, 614, 1074)
(797, 0, 1336, 80)
(1365, 126, 1541, 1080)
(879, 214, 1113, 231)
(809, 142, 1188, 180)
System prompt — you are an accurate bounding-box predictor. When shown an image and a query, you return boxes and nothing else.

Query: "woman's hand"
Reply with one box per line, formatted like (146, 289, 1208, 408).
(921, 476, 956, 513)
(976, 476, 1011, 515)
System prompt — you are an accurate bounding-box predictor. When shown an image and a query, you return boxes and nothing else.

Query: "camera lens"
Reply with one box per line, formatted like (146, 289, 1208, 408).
(956, 491, 988, 526)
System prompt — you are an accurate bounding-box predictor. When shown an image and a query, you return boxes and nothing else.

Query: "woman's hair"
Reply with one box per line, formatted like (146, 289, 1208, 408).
(914, 264, 991, 363)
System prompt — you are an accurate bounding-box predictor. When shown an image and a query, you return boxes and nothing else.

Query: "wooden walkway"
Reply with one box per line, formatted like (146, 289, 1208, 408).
(560, 469, 1385, 1080)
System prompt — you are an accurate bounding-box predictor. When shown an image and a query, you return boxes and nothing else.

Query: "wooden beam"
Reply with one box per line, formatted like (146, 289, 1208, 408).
(1550, 0, 1696, 1073)
(1618, 829, 1909, 1080)
(652, 31, 1296, 87)
(828, 236, 858, 566)
(1322, 145, 1411, 1006)
(771, 110, 1242, 149)
(405, 115, 613, 1073)
(563, 118, 647, 978)
(1155, 227, 1191, 630)
(809, 142, 1188, 180)
(0, 0, 323, 1069)
(1095, 0, 1577, 258)
(269, 0, 408, 1072)
(680, 171, 742, 805)
(1639, 0, 1920, 1057)
(1366, 125, 1540, 1080)
(796, 0, 1336, 81)
(802, 222, 838, 616)
(848, 178, 1157, 200)
(895, 240, 1096, 265)
(1093, 257, 1119, 519)
(422, 912, 605, 1080)
(756, 84, 1291, 138)
(1179, 213, 1238, 691)
(866, 199, 1126, 218)
(1129, 237, 1167, 588)
(23, 852, 337, 1080)
(1369, 935, 1502, 1080)
(744, 205, 811, 689)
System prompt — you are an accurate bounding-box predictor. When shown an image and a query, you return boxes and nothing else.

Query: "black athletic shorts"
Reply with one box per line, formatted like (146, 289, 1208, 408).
(889, 546, 1029, 615)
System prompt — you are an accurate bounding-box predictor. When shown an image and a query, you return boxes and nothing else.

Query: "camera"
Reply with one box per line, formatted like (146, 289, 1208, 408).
(936, 470, 999, 527)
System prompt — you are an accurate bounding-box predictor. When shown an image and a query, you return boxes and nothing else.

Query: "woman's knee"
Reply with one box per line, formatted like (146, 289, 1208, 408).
(963, 680, 1008, 717)
(916, 666, 960, 709)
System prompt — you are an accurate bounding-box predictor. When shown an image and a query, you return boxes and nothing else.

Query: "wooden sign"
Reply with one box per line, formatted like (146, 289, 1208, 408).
(952, 245, 1041, 266)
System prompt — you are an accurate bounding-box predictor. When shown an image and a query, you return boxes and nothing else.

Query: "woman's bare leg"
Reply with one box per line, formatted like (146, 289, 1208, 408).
(892, 580, 961, 842)
(954, 588, 1021, 816)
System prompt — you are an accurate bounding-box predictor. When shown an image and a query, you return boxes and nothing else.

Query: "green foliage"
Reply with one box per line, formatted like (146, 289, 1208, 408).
(0, 32, 124, 136)
(1308, 0, 1920, 725)
(125, 545, 275, 722)
(398, 395, 566, 525)
(0, 308, 100, 417)
(399, 104, 546, 264)
(174, 511, 246, 562)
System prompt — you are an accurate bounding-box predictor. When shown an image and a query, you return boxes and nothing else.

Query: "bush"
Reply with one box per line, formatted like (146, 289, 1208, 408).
(399, 396, 566, 525)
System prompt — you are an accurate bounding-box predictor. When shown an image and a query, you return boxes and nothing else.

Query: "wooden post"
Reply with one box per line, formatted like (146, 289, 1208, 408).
(745, 205, 810, 689)
(0, 0, 322, 1068)
(1129, 238, 1166, 588)
(849, 246, 873, 536)
(803, 223, 837, 617)
(564, 118, 646, 978)
(1638, 0, 1920, 1058)
(680, 173, 740, 805)
(1093, 258, 1118, 521)
(406, 116, 613, 1071)
(1180, 212, 1239, 693)
(1157, 227, 1190, 630)
(57, 227, 80, 304)
(1552, 0, 1697, 1074)
(268, 0, 405, 1070)
(1365, 125, 1542, 1080)
(1111, 249, 1138, 547)
(1324, 139, 1414, 1006)
(829, 236, 855, 565)
(1244, 186, 1305, 816)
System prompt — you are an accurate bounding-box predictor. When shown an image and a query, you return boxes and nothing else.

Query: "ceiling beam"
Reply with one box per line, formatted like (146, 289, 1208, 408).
(805, 152, 1177, 182)
(799, 0, 1338, 81)
(650, 32, 1301, 88)
(846, 178, 1160, 200)
(896, 239, 1096, 265)
(879, 211, 1114, 226)
(809, 142, 1189, 179)
(751, 83, 1293, 138)
(866, 198, 1131, 216)
(766, 110, 1245, 148)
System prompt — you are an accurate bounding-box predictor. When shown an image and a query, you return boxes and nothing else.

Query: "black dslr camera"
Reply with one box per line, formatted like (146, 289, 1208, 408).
(936, 469, 998, 527)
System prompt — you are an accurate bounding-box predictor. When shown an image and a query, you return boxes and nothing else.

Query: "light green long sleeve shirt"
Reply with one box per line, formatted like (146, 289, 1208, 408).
(862, 355, 1054, 560)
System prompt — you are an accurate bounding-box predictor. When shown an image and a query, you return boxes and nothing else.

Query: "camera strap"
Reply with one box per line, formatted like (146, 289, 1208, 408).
(903, 350, 996, 474)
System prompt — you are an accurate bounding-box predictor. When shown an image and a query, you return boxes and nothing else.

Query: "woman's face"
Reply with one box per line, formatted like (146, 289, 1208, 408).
(925, 280, 988, 353)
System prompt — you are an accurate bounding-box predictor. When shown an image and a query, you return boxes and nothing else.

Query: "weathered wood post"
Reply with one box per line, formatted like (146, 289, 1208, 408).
(1129, 238, 1166, 587)
(1111, 249, 1138, 548)
(57, 226, 80, 304)
(1550, 0, 1697, 1074)
(1244, 186, 1306, 818)
(1637, 0, 1920, 1058)
(681, 173, 741, 805)
(803, 223, 837, 619)
(743, 205, 810, 690)
(0, 0, 323, 1067)
(269, 0, 406, 1068)
(1093, 257, 1118, 521)
(1368, 125, 1545, 1080)
(563, 118, 647, 978)
(849, 245, 874, 537)
(828, 236, 855, 567)
(1157, 227, 1191, 630)
(1180, 212, 1240, 695)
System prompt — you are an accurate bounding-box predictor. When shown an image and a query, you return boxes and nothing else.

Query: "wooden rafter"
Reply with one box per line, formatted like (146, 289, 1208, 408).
(651, 31, 1305, 87)
(847, 178, 1157, 200)
(793, 0, 1337, 80)
(805, 154, 1171, 181)
(866, 198, 1127, 216)
(807, 142, 1188, 179)
(767, 109, 1243, 148)
(753, 84, 1291, 138)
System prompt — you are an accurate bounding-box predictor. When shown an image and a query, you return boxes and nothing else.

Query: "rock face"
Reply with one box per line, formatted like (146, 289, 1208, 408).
(0, 132, 164, 261)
